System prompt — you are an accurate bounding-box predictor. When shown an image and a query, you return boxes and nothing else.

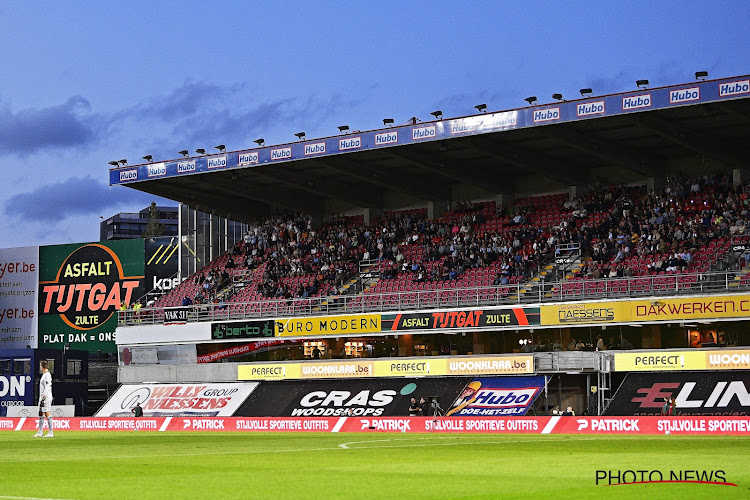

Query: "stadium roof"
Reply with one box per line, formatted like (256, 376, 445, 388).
(110, 75, 750, 221)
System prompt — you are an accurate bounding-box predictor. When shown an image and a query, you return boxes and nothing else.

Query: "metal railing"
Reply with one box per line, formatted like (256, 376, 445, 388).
(118, 270, 749, 326)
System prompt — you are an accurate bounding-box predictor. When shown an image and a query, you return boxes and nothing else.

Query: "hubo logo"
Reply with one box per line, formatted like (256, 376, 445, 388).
(720, 80, 750, 97)
(533, 107, 560, 123)
(670, 87, 700, 104)
(0, 375, 28, 397)
(304, 142, 326, 156)
(577, 101, 605, 117)
(412, 125, 436, 140)
(40, 244, 143, 330)
(451, 120, 476, 134)
(207, 156, 227, 169)
(238, 152, 259, 165)
(177, 160, 196, 173)
(119, 169, 137, 182)
(339, 137, 361, 150)
(147, 163, 166, 177)
(375, 131, 398, 146)
(271, 147, 292, 160)
(622, 93, 652, 110)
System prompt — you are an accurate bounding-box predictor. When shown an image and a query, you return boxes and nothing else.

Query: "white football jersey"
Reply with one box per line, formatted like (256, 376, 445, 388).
(39, 371, 53, 401)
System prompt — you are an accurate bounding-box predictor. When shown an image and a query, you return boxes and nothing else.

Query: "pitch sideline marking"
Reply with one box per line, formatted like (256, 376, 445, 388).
(0, 496, 78, 500)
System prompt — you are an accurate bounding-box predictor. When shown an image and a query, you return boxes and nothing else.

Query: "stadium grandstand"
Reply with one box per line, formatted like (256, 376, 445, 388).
(108, 74, 750, 418)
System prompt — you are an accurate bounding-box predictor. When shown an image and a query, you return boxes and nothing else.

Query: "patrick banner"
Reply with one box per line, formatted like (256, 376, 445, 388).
(1, 416, 749, 434)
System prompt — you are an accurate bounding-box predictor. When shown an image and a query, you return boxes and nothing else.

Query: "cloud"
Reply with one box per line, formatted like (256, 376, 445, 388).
(0, 96, 98, 155)
(4, 176, 160, 222)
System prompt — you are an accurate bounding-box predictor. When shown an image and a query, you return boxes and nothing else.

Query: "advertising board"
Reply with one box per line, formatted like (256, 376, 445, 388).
(38, 240, 145, 353)
(0, 246, 39, 349)
(604, 372, 750, 416)
(95, 382, 259, 417)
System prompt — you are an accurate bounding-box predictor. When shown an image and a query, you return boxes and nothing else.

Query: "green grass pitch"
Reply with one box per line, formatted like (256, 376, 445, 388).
(1, 432, 748, 499)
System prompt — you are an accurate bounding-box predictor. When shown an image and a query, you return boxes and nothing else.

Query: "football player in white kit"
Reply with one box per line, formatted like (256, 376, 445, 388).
(32, 360, 54, 438)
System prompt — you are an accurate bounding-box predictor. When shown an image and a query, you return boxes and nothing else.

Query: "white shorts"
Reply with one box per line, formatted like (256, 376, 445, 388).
(39, 398, 51, 414)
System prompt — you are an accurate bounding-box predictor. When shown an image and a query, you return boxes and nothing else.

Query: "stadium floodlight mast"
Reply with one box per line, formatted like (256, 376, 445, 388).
(524, 96, 538, 106)
(195, 148, 206, 155)
(294, 132, 306, 140)
(142, 155, 153, 162)
(382, 118, 394, 125)
(552, 93, 564, 101)
(254, 138, 265, 147)
(636, 79, 649, 89)
(215, 145, 226, 153)
(579, 88, 593, 97)
(695, 71, 708, 81)
(338, 125, 349, 133)
(178, 150, 189, 157)
(474, 103, 487, 113)
(430, 110, 443, 120)
(118, 159, 128, 166)
(107, 161, 119, 167)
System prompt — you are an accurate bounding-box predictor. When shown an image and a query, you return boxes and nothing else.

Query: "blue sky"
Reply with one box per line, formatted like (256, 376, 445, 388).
(1, 1, 748, 247)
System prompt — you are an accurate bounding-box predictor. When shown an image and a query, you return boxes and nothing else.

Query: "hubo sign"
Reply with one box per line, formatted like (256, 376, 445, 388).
(38, 240, 145, 353)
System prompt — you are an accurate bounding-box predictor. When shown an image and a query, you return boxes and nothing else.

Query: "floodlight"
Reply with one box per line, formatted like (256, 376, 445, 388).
(695, 71, 708, 80)
(142, 155, 153, 162)
(254, 138, 265, 147)
(524, 96, 538, 105)
(118, 159, 128, 165)
(552, 93, 563, 101)
(295, 132, 306, 140)
(108, 161, 119, 167)
(338, 125, 349, 133)
(383, 118, 394, 125)
(579, 88, 593, 97)
(430, 110, 443, 120)
(215, 145, 226, 152)
(178, 150, 189, 157)
(195, 148, 206, 155)
(474, 103, 487, 113)
(636, 79, 649, 88)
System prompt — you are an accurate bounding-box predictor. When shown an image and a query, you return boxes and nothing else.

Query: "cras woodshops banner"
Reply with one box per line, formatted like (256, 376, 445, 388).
(38, 240, 145, 353)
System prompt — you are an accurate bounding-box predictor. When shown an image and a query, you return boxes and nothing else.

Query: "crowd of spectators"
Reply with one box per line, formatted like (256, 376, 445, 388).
(572, 173, 748, 278)
(158, 171, 750, 311)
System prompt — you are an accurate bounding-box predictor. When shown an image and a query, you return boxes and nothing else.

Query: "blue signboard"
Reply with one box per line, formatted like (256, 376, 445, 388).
(0, 350, 35, 416)
(445, 375, 546, 417)
(109, 76, 750, 186)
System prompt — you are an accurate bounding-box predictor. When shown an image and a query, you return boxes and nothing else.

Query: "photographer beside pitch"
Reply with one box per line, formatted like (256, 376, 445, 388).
(32, 361, 54, 438)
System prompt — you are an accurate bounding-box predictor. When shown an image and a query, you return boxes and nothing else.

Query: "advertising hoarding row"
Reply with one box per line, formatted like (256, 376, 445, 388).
(541, 295, 750, 326)
(196, 295, 750, 344)
(614, 349, 750, 371)
(3, 416, 749, 434)
(237, 355, 534, 381)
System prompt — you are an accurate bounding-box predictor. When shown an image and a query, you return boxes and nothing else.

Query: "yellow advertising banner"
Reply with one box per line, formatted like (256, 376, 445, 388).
(614, 351, 707, 371)
(541, 302, 624, 325)
(275, 314, 381, 337)
(614, 349, 750, 371)
(238, 363, 301, 380)
(704, 349, 750, 370)
(238, 354, 534, 380)
(542, 294, 750, 327)
(444, 355, 534, 375)
(629, 295, 750, 322)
